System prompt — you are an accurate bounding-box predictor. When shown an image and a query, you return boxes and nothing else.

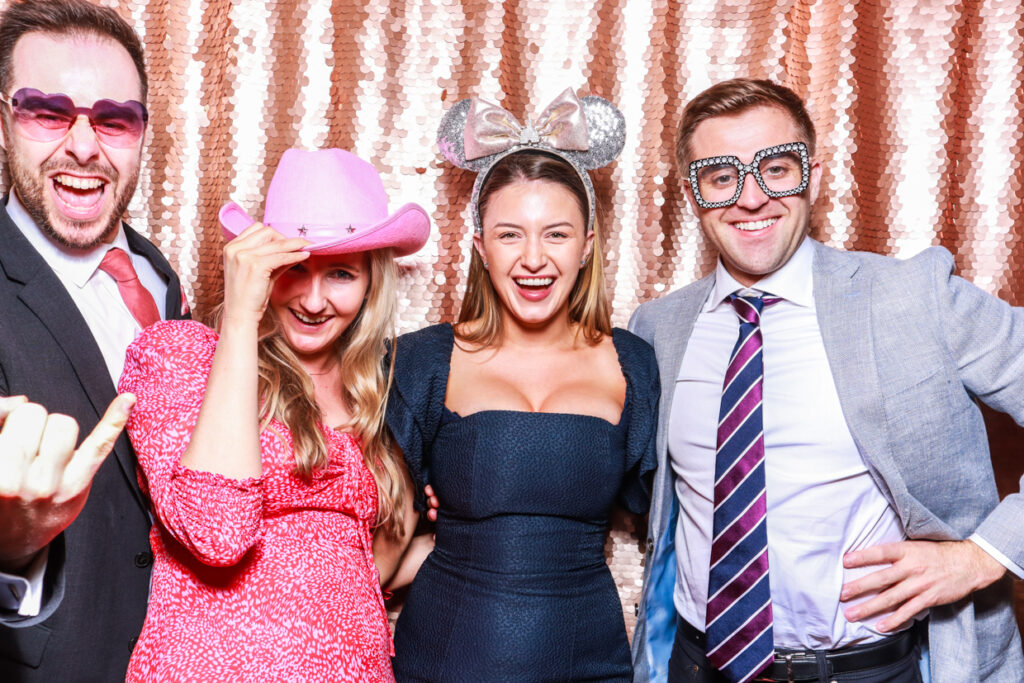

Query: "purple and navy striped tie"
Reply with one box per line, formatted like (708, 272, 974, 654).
(705, 294, 780, 683)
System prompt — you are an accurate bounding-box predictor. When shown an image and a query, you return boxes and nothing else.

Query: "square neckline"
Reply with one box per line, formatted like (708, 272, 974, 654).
(436, 323, 632, 429)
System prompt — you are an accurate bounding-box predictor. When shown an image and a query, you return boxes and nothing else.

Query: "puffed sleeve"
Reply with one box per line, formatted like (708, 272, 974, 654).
(385, 324, 453, 510)
(613, 328, 661, 514)
(118, 320, 263, 566)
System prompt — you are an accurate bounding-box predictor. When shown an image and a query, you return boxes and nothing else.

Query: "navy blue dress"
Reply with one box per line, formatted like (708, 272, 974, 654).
(386, 324, 659, 682)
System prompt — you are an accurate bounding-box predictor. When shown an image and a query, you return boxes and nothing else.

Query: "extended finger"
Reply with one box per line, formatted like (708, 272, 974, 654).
(842, 564, 905, 601)
(225, 224, 310, 264)
(224, 223, 274, 258)
(24, 413, 80, 498)
(232, 240, 310, 273)
(61, 394, 135, 498)
(845, 572, 924, 622)
(0, 402, 48, 490)
(875, 591, 933, 633)
(268, 247, 312, 265)
(244, 246, 309, 273)
(232, 221, 270, 241)
(266, 251, 312, 284)
(248, 236, 312, 257)
(844, 542, 905, 568)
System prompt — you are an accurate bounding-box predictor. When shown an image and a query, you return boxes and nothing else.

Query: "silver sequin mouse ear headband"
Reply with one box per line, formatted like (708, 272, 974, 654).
(436, 87, 626, 234)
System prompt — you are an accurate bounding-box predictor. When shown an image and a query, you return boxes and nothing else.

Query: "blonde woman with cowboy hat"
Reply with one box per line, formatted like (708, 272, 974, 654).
(118, 149, 428, 682)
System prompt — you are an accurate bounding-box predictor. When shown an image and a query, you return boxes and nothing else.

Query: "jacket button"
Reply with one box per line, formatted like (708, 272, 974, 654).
(134, 551, 153, 568)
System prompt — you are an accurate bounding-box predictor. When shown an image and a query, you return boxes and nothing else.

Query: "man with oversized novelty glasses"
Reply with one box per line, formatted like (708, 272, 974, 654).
(0, 1, 187, 681)
(631, 78, 1024, 683)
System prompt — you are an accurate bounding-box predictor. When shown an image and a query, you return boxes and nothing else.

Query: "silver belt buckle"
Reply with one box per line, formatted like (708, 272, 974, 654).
(782, 650, 812, 683)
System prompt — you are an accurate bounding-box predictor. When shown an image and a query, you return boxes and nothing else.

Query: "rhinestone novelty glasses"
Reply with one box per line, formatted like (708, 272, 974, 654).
(688, 141, 810, 209)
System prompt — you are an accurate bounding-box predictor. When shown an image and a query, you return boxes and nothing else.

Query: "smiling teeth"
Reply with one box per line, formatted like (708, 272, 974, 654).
(54, 174, 103, 190)
(734, 218, 775, 231)
(294, 311, 328, 324)
(516, 277, 554, 287)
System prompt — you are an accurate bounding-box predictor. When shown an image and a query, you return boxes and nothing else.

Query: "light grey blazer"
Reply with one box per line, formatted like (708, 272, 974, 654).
(629, 239, 1024, 683)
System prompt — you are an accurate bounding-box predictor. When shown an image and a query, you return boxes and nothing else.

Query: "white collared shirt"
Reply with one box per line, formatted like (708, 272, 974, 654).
(668, 236, 907, 649)
(0, 192, 167, 616)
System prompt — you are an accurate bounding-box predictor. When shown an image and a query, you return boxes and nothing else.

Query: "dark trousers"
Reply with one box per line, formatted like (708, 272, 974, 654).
(666, 616, 923, 683)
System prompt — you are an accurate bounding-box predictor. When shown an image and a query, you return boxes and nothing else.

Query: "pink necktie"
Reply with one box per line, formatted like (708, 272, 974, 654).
(99, 247, 160, 329)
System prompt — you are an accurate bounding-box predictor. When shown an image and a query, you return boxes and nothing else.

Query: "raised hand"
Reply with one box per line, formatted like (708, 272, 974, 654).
(221, 221, 310, 326)
(177, 222, 307, 480)
(0, 393, 135, 572)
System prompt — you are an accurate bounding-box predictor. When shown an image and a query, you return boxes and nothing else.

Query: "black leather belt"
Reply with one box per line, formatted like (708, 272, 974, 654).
(677, 617, 918, 682)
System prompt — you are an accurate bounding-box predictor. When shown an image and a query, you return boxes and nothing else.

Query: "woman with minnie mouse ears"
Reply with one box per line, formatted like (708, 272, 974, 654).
(386, 90, 659, 681)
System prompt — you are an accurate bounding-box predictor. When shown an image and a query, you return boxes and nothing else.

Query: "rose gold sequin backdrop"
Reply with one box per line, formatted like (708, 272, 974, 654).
(8, 0, 1024, 636)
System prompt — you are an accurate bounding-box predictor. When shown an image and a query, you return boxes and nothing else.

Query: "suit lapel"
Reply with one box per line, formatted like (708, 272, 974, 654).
(0, 210, 114, 420)
(811, 241, 906, 510)
(0, 206, 148, 512)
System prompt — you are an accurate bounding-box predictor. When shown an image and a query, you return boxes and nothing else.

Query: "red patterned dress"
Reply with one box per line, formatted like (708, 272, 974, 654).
(119, 320, 393, 682)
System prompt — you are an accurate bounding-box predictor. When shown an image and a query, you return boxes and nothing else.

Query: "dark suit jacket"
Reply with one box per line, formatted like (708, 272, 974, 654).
(0, 201, 186, 682)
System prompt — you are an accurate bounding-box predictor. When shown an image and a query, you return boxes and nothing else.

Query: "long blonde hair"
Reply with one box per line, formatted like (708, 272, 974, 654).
(254, 248, 407, 538)
(457, 151, 612, 347)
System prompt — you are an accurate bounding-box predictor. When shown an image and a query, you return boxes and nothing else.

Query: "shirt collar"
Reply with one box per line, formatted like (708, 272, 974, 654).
(8, 190, 131, 289)
(705, 235, 816, 311)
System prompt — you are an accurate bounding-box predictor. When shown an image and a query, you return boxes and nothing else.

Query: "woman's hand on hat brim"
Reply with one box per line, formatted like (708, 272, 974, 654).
(221, 221, 312, 327)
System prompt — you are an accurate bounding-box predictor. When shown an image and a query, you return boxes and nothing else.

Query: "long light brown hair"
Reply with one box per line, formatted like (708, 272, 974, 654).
(457, 151, 612, 347)
(254, 248, 407, 538)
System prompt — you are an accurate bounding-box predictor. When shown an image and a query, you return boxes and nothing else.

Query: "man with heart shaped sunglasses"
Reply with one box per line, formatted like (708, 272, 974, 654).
(0, 1, 188, 681)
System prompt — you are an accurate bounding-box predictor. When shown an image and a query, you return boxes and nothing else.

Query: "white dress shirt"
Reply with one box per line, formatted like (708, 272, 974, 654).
(0, 191, 167, 616)
(668, 237, 908, 649)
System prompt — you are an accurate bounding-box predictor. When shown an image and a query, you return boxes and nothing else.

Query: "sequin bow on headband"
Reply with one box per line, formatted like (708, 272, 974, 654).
(437, 87, 625, 233)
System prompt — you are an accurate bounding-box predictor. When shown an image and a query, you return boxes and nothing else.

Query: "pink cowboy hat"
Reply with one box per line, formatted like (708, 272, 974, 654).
(219, 148, 430, 257)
